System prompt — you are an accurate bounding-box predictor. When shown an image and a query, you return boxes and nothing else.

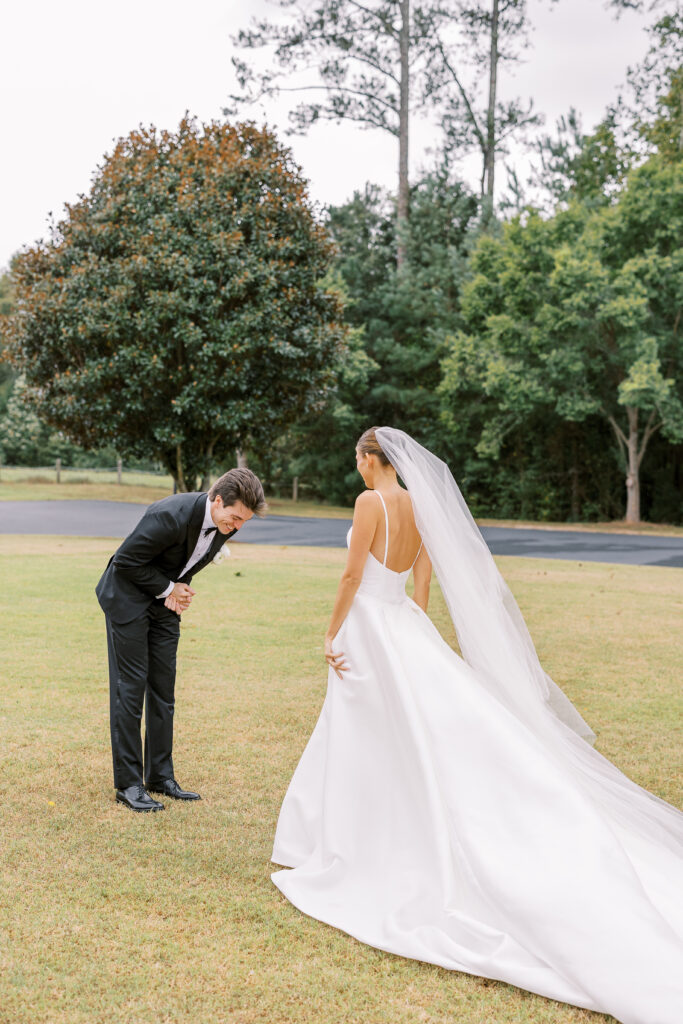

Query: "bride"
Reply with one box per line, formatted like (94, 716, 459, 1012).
(271, 427, 683, 1024)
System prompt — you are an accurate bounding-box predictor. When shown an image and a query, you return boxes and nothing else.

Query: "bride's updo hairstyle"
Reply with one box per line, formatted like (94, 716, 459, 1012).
(357, 427, 391, 466)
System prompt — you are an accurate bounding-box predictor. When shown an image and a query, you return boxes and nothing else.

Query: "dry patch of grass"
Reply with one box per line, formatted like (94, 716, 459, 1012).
(1, 537, 680, 1024)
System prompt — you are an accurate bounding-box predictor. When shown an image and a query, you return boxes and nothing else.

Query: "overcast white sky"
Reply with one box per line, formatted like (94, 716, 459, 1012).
(1, 0, 652, 270)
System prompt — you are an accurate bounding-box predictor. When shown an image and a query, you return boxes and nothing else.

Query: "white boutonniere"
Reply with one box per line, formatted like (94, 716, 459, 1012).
(213, 546, 231, 565)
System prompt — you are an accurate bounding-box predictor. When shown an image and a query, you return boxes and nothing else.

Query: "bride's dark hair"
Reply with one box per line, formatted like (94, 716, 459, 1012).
(357, 426, 391, 466)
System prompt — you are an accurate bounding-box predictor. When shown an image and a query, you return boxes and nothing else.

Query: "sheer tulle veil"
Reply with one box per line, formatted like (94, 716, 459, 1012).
(375, 426, 595, 743)
(375, 426, 683, 852)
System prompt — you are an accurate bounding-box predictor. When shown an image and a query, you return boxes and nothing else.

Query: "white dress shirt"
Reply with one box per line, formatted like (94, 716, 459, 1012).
(156, 497, 216, 599)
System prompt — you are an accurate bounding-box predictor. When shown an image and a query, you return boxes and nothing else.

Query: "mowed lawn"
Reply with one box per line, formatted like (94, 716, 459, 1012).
(1, 537, 681, 1024)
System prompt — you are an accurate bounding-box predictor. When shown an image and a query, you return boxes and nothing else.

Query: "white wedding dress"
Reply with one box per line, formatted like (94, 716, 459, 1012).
(272, 490, 683, 1024)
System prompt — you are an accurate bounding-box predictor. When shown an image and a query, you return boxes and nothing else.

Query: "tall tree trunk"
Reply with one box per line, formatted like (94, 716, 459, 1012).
(175, 444, 188, 493)
(200, 439, 215, 491)
(625, 406, 640, 524)
(608, 406, 661, 524)
(569, 427, 580, 521)
(397, 0, 410, 271)
(482, 0, 499, 216)
(236, 448, 248, 468)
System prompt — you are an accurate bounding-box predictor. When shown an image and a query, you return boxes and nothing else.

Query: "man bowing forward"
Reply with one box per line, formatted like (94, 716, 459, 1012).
(96, 468, 266, 812)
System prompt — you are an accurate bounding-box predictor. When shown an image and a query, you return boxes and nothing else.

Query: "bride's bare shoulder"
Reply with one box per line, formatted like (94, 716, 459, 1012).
(353, 489, 380, 518)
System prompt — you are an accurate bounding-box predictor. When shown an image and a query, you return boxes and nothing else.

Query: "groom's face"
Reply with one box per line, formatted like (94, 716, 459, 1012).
(210, 496, 253, 534)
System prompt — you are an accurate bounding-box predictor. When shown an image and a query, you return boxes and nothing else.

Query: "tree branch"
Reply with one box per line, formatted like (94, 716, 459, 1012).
(637, 407, 661, 466)
(495, 113, 540, 144)
(347, 0, 399, 40)
(607, 413, 628, 465)
(344, 49, 401, 85)
(290, 105, 398, 135)
(433, 35, 486, 153)
(278, 83, 399, 117)
(232, 48, 400, 108)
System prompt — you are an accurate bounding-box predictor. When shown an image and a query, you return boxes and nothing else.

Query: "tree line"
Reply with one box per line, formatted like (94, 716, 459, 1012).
(1, 3, 681, 523)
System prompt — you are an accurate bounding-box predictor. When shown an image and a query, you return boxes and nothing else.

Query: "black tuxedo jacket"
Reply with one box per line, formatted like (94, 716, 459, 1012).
(96, 491, 235, 624)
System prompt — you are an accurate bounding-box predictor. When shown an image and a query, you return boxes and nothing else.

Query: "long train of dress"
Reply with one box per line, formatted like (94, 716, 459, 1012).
(271, 524, 683, 1024)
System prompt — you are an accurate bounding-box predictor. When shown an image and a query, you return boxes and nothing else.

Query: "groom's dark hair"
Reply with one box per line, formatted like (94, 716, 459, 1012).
(209, 468, 267, 516)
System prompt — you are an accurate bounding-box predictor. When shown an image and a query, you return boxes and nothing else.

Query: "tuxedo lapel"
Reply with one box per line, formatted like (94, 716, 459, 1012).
(213, 527, 237, 555)
(202, 528, 237, 569)
(193, 528, 237, 574)
(183, 492, 209, 566)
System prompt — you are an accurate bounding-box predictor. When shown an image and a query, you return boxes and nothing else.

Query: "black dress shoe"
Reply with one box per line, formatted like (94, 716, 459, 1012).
(147, 778, 201, 801)
(116, 785, 164, 812)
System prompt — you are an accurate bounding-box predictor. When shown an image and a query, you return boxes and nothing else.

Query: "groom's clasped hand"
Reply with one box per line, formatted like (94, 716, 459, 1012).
(164, 581, 196, 614)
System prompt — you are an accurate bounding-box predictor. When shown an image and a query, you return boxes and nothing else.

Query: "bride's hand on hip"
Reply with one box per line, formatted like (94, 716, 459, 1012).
(325, 636, 349, 679)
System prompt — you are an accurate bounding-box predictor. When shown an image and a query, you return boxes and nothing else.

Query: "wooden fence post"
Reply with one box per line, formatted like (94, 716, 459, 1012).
(117, 458, 122, 485)
(56, 458, 61, 484)
(292, 476, 299, 502)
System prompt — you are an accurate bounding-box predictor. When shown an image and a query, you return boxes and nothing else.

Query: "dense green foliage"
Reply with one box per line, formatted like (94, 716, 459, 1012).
(0, 374, 81, 466)
(441, 154, 683, 522)
(2, 119, 345, 490)
(1, 276, 85, 465)
(0, 272, 15, 419)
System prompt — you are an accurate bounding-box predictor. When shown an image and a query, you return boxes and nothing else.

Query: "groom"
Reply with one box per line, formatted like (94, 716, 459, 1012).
(96, 467, 266, 812)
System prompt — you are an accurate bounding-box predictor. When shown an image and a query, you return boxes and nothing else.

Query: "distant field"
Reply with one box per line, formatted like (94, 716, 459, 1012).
(0, 471, 354, 518)
(0, 464, 173, 488)
(0, 535, 681, 1024)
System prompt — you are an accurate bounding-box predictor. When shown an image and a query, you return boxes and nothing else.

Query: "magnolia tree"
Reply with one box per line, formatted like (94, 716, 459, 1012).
(2, 118, 345, 490)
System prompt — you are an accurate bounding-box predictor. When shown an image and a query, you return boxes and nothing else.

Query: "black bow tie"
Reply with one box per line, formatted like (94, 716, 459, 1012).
(204, 526, 217, 536)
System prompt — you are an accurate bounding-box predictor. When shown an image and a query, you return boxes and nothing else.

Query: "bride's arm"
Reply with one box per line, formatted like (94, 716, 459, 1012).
(412, 546, 432, 612)
(324, 491, 378, 676)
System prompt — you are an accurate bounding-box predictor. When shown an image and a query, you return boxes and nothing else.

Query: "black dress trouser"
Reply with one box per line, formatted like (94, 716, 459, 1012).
(106, 602, 180, 789)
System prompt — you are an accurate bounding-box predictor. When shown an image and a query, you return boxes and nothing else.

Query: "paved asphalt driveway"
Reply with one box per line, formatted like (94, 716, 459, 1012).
(1, 500, 682, 567)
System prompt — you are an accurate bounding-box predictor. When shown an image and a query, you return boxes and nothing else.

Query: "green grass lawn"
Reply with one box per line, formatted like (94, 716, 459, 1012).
(1, 537, 681, 1024)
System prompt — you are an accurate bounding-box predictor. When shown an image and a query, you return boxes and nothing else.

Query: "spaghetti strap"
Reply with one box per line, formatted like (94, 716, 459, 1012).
(374, 491, 389, 567)
(411, 539, 423, 570)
